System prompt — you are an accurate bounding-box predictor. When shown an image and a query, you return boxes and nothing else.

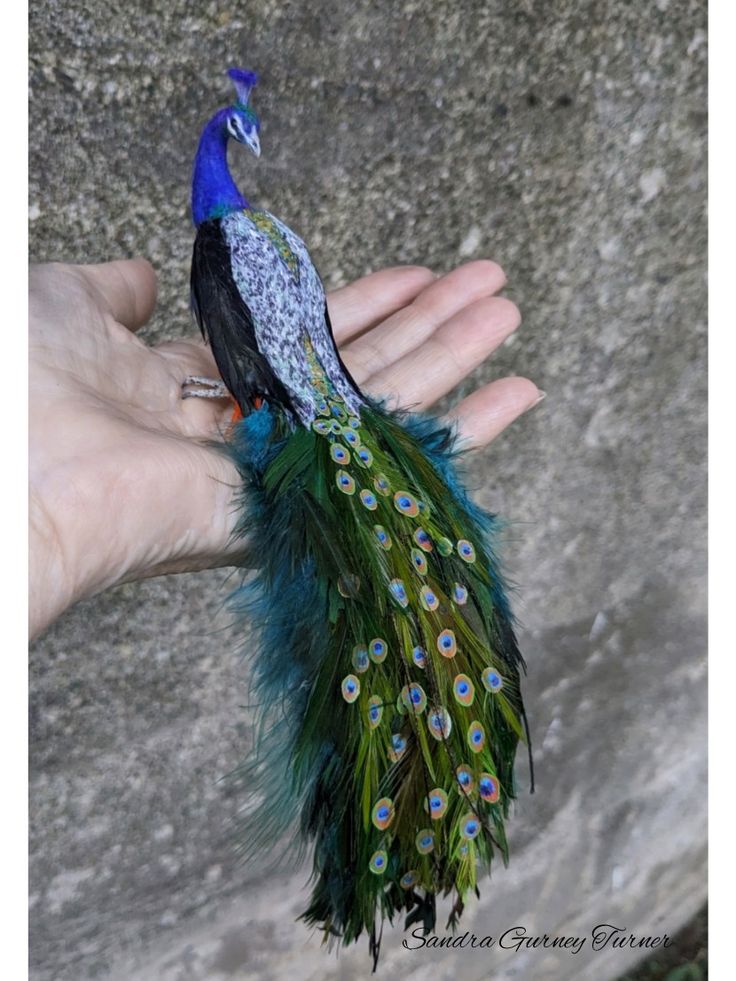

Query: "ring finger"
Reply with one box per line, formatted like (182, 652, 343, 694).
(355, 295, 522, 410)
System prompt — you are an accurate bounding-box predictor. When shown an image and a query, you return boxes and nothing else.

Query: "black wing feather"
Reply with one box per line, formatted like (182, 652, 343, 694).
(190, 218, 297, 415)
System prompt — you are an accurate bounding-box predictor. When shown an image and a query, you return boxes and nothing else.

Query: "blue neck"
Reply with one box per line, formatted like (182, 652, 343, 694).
(191, 109, 249, 226)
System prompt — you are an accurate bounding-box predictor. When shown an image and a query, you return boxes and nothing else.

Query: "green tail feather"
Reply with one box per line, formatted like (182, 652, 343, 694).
(226, 392, 531, 963)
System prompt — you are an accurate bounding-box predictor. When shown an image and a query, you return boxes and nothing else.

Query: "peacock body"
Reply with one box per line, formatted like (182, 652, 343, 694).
(188, 68, 532, 966)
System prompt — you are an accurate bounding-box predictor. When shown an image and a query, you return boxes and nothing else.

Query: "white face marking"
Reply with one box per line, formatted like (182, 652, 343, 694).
(227, 114, 247, 142)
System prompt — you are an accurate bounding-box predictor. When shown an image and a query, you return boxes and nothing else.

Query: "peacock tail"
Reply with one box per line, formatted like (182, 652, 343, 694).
(188, 67, 533, 968)
(225, 385, 531, 958)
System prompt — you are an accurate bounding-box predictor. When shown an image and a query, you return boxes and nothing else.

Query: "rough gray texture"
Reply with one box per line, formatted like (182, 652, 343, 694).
(29, 1, 707, 979)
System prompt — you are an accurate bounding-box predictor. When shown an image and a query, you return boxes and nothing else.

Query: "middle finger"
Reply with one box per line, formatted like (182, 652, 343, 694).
(358, 295, 521, 410)
(341, 259, 507, 383)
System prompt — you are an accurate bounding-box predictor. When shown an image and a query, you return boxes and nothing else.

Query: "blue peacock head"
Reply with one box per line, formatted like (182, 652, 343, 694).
(224, 68, 261, 157)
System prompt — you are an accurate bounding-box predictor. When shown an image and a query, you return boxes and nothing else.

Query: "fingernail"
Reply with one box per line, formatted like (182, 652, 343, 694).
(532, 389, 547, 407)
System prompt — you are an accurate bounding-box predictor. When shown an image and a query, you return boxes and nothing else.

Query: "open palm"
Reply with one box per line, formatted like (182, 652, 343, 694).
(29, 258, 540, 637)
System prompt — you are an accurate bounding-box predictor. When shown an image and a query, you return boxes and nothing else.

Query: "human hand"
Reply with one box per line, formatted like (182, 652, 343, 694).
(29, 258, 541, 638)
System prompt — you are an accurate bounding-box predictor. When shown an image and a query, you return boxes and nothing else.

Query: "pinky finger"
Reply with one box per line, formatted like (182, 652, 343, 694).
(443, 377, 545, 451)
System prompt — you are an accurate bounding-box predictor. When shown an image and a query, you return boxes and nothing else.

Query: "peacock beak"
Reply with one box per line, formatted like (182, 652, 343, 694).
(246, 131, 261, 157)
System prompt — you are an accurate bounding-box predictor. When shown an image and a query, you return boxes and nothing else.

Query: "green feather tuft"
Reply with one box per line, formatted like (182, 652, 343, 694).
(223, 397, 531, 956)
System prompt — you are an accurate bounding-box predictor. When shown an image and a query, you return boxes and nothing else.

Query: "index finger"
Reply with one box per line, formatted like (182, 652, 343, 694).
(327, 266, 435, 345)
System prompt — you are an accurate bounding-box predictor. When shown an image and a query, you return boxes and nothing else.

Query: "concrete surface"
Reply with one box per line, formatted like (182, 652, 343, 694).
(29, 1, 707, 979)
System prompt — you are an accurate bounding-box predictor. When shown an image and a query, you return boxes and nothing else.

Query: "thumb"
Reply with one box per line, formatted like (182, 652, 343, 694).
(78, 257, 158, 332)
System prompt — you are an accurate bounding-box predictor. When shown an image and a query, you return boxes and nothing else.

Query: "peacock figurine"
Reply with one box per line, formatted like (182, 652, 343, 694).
(184, 68, 533, 967)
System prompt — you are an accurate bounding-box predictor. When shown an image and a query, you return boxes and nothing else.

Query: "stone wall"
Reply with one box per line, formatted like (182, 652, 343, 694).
(29, 1, 706, 978)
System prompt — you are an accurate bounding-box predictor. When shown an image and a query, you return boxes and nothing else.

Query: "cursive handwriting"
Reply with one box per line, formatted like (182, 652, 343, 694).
(402, 923, 673, 956)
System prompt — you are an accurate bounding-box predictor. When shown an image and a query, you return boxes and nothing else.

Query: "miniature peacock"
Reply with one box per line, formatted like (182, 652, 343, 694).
(185, 68, 532, 967)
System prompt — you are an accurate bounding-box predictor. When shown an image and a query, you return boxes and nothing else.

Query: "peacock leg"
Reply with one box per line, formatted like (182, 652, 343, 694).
(181, 375, 231, 400)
